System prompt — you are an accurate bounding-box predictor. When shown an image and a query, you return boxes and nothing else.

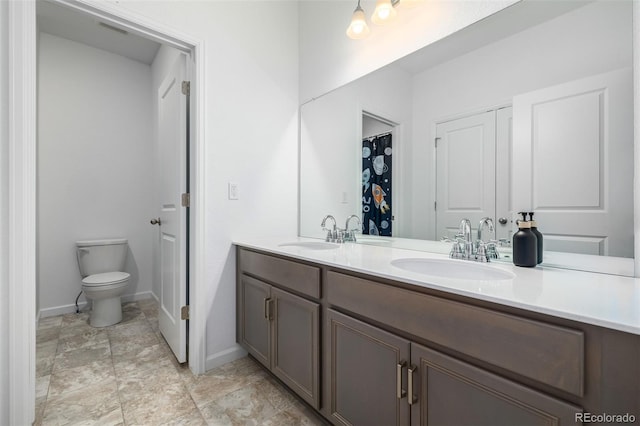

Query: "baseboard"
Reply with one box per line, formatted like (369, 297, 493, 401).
(38, 291, 155, 318)
(205, 345, 247, 372)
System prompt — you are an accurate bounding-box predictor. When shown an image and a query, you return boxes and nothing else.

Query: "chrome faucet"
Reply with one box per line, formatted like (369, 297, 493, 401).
(459, 218, 473, 257)
(448, 218, 495, 262)
(477, 217, 499, 260)
(344, 215, 361, 242)
(321, 215, 338, 242)
(477, 217, 495, 242)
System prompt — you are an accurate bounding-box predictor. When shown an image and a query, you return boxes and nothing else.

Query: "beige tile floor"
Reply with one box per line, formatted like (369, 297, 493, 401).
(35, 298, 327, 425)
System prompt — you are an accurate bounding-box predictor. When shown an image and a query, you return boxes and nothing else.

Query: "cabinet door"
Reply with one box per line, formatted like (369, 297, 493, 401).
(272, 287, 320, 409)
(410, 343, 581, 426)
(327, 309, 410, 426)
(238, 275, 271, 367)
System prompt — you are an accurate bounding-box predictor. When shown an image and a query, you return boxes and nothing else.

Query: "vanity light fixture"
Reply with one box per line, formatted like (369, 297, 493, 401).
(346, 0, 371, 39)
(371, 0, 398, 25)
(347, 0, 405, 39)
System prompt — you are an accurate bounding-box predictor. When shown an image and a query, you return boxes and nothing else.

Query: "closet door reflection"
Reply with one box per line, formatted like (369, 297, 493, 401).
(513, 69, 633, 257)
(436, 109, 510, 241)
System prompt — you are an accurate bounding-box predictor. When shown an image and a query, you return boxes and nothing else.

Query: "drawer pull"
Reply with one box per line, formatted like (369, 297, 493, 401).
(408, 364, 417, 405)
(397, 361, 407, 399)
(264, 298, 272, 320)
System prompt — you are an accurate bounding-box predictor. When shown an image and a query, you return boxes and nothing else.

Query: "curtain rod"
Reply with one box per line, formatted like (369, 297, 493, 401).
(363, 131, 392, 140)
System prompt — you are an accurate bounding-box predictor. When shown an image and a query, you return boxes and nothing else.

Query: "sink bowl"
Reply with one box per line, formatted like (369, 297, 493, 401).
(391, 258, 515, 281)
(278, 241, 340, 250)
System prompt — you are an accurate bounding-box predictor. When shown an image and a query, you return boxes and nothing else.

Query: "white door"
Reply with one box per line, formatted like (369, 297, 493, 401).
(512, 68, 633, 257)
(156, 55, 188, 362)
(435, 111, 496, 240)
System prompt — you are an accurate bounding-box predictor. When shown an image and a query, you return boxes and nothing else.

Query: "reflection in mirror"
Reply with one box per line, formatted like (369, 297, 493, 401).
(300, 0, 634, 270)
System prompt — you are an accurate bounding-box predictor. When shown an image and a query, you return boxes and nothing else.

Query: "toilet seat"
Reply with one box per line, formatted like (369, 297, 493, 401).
(82, 271, 130, 287)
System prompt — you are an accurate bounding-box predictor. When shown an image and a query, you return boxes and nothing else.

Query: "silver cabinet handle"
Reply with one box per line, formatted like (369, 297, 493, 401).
(150, 218, 161, 225)
(408, 364, 417, 405)
(498, 217, 508, 225)
(397, 361, 407, 399)
(263, 298, 273, 320)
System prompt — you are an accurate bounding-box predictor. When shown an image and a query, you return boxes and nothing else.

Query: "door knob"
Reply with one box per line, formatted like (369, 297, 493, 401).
(498, 217, 508, 225)
(150, 218, 161, 226)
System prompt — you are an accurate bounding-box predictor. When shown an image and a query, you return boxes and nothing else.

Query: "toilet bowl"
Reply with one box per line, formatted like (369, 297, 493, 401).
(76, 239, 130, 327)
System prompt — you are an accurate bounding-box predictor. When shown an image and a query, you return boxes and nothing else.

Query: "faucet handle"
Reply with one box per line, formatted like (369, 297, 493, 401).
(476, 242, 489, 262)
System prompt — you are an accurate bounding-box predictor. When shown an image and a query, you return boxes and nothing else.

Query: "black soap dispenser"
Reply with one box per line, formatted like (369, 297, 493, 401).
(512, 212, 538, 267)
(528, 212, 543, 264)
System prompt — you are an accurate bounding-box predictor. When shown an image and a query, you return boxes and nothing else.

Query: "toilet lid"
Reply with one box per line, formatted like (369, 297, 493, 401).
(82, 271, 130, 287)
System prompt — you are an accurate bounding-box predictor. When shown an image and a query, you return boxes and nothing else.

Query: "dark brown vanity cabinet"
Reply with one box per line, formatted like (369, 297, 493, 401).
(327, 309, 410, 426)
(237, 250, 321, 409)
(236, 247, 640, 425)
(327, 309, 579, 426)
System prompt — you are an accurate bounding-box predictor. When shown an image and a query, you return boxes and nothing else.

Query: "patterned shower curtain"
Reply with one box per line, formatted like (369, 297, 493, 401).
(362, 133, 392, 236)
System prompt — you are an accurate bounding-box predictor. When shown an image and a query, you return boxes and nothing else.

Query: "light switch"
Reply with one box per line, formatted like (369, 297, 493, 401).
(228, 182, 239, 200)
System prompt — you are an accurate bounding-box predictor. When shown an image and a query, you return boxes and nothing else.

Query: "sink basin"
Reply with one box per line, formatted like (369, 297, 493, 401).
(391, 258, 515, 281)
(278, 241, 340, 250)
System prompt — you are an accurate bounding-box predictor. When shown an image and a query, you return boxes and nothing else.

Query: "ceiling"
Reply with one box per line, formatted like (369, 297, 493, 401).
(394, 0, 591, 75)
(37, 0, 161, 65)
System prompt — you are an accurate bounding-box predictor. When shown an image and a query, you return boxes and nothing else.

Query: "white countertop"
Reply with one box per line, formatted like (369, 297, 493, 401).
(234, 236, 640, 335)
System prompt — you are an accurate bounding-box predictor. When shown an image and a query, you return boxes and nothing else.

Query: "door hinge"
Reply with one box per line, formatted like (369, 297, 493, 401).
(434, 201, 437, 210)
(181, 81, 190, 96)
(181, 305, 190, 320)
(181, 193, 190, 207)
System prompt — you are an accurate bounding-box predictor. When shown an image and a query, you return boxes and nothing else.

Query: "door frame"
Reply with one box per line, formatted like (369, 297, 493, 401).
(360, 109, 403, 236)
(7, 0, 206, 423)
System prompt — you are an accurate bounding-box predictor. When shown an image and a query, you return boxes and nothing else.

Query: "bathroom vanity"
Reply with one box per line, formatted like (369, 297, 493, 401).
(235, 238, 640, 425)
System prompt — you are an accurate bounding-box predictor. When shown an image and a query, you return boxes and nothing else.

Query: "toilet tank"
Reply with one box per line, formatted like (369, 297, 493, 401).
(76, 238, 128, 277)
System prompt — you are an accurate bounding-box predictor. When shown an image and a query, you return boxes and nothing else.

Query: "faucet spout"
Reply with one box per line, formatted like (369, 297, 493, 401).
(345, 214, 361, 231)
(458, 219, 473, 258)
(321, 215, 336, 231)
(477, 217, 495, 242)
(459, 218, 472, 243)
(344, 215, 361, 242)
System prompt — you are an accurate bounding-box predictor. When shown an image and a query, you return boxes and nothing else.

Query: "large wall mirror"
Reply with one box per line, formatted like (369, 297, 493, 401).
(300, 0, 634, 275)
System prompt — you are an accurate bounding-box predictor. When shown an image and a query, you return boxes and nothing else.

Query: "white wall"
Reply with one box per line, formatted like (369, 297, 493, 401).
(108, 0, 300, 368)
(0, 0, 9, 422)
(37, 33, 154, 315)
(298, 0, 518, 102)
(299, 64, 413, 238)
(410, 0, 632, 240)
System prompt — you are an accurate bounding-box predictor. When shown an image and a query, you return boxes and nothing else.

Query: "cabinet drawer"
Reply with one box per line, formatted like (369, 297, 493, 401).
(327, 271, 584, 397)
(238, 249, 321, 299)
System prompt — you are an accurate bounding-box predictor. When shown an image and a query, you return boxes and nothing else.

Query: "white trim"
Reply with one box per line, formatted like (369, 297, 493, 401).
(37, 291, 156, 319)
(8, 1, 36, 424)
(205, 345, 248, 371)
(46, 0, 207, 375)
(8, 8, 207, 424)
(634, 0, 639, 278)
(189, 41, 207, 375)
(61, 0, 205, 375)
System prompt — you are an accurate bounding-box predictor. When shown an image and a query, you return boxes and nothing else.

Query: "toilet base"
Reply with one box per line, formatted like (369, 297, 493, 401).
(89, 296, 123, 327)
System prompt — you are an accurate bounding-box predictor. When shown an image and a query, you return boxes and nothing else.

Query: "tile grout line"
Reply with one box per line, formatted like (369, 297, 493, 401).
(107, 317, 127, 426)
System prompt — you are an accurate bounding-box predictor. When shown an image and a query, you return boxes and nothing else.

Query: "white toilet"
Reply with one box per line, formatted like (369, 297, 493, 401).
(76, 238, 131, 327)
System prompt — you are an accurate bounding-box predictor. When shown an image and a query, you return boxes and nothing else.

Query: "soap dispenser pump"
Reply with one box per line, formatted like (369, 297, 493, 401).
(528, 212, 543, 264)
(512, 212, 538, 267)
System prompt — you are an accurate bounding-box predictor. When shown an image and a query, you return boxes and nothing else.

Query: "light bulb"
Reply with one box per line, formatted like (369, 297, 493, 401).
(371, 0, 397, 25)
(346, 3, 370, 39)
